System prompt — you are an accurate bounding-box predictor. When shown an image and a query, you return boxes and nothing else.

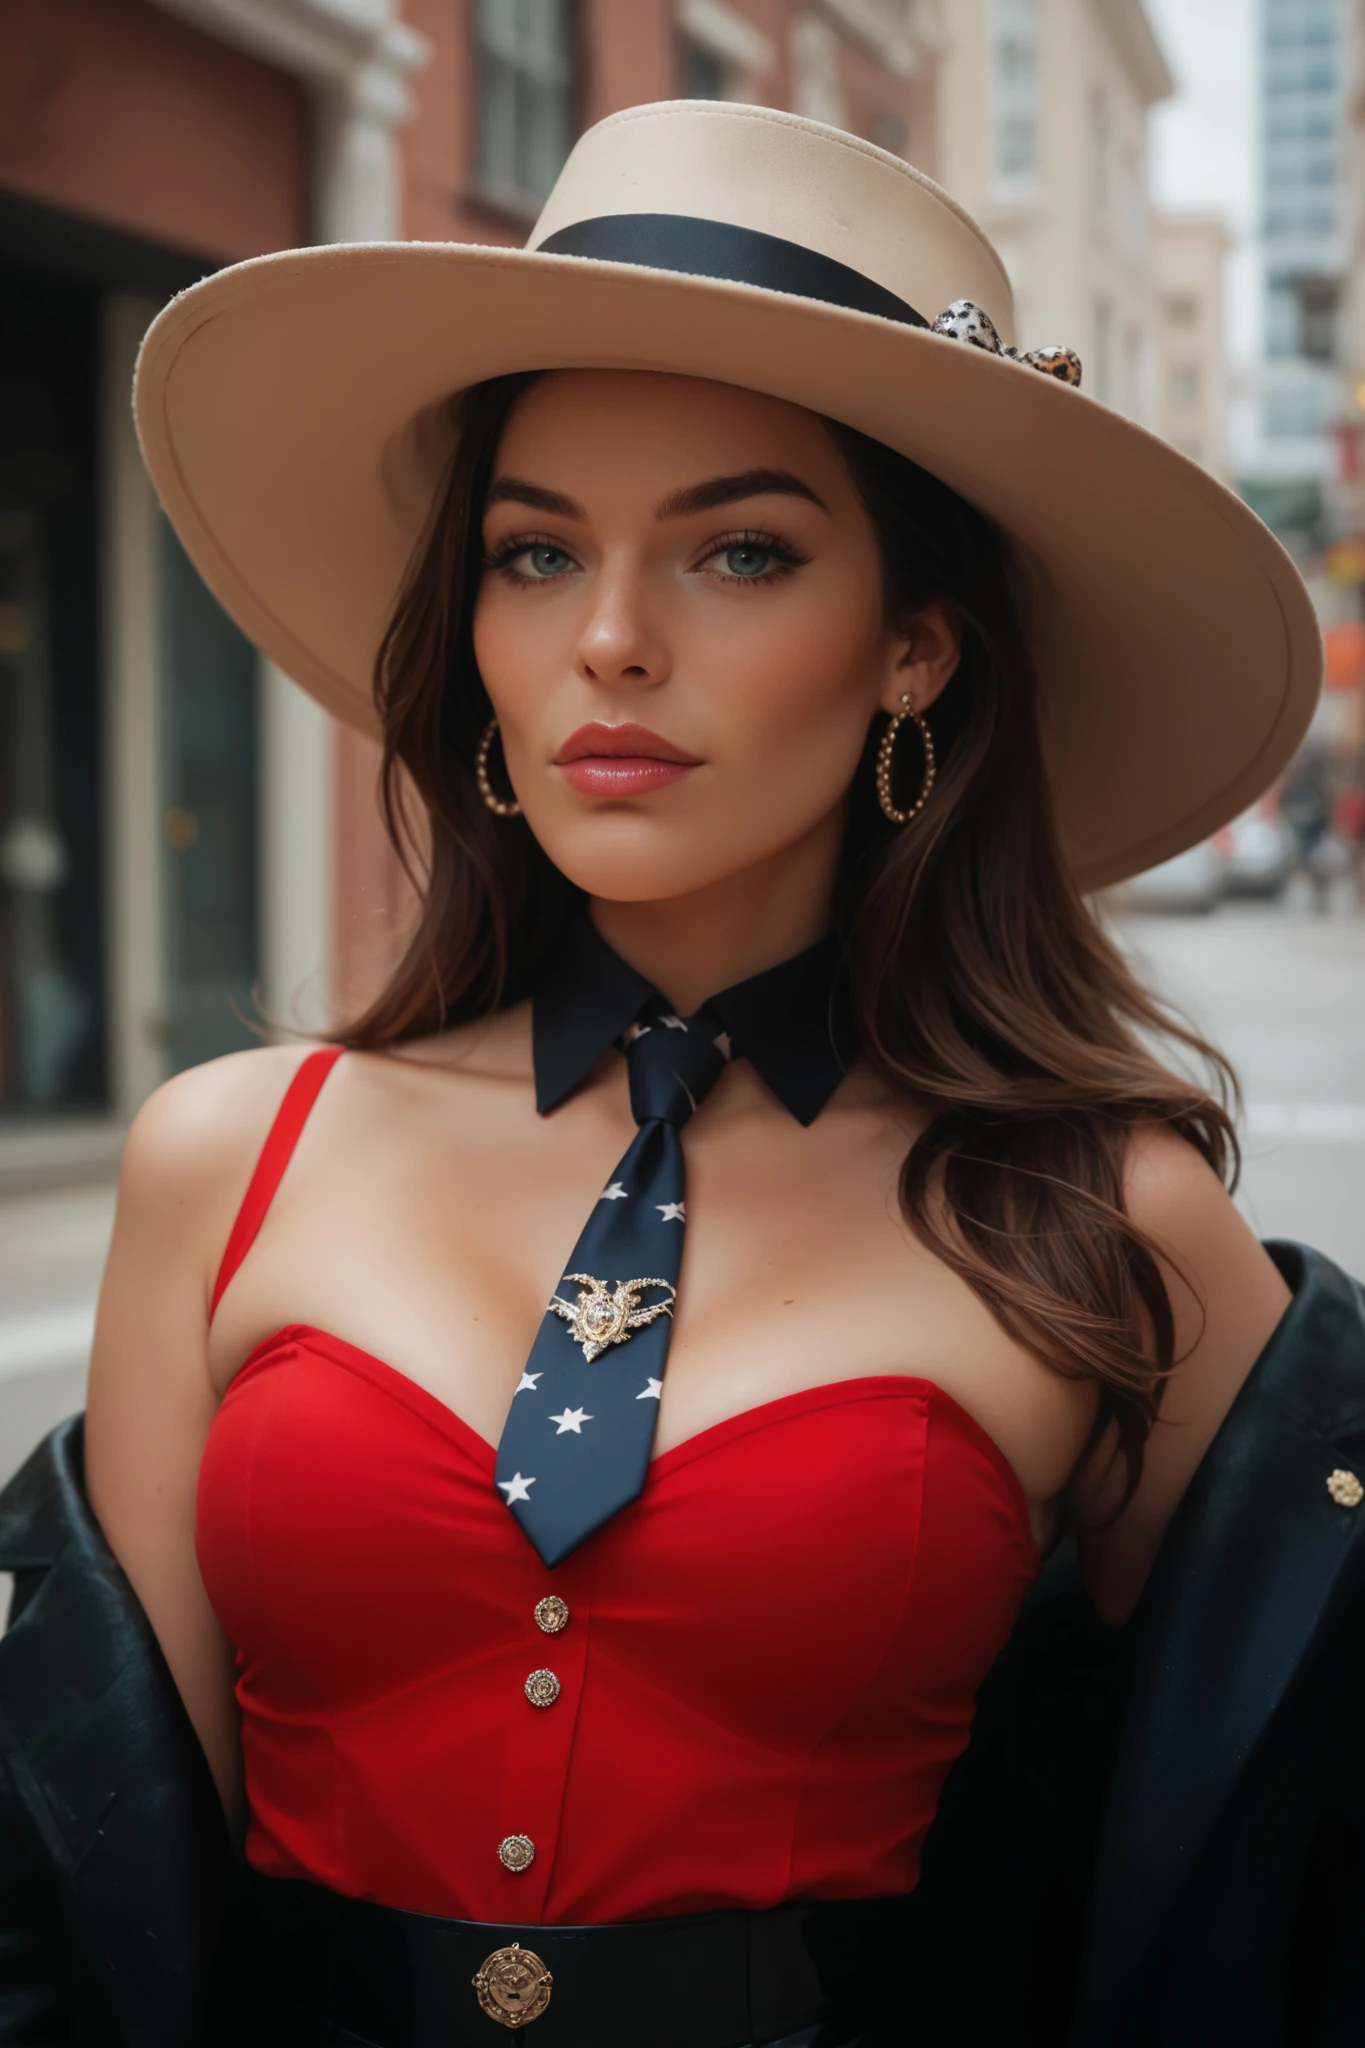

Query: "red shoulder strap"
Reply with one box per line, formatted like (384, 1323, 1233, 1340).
(209, 1048, 345, 1320)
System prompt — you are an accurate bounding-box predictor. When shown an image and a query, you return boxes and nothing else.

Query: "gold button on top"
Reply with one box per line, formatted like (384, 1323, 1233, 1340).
(1327, 1467, 1364, 1508)
(534, 1595, 570, 1635)
(473, 1943, 553, 2029)
(524, 1668, 561, 1708)
(497, 1833, 535, 1873)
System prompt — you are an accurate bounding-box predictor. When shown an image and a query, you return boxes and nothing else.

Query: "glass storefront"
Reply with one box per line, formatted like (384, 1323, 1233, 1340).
(0, 240, 262, 1123)
(0, 260, 104, 1114)
(158, 518, 260, 1075)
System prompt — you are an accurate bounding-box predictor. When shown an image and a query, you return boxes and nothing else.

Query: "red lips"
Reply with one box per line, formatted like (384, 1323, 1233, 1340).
(555, 723, 700, 765)
(554, 723, 701, 796)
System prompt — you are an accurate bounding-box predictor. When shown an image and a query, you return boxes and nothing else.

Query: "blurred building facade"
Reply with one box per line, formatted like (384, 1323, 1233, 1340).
(0, 0, 427, 1191)
(1239, 0, 1345, 542)
(1335, 0, 1365, 560)
(1151, 213, 1230, 478)
(938, 0, 1172, 420)
(0, 0, 946, 1188)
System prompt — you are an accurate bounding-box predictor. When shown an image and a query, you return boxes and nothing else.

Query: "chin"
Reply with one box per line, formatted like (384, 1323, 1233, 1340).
(527, 814, 761, 905)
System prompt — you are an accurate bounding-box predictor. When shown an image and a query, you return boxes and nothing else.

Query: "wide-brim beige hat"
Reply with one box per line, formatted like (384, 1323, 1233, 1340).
(134, 99, 1321, 891)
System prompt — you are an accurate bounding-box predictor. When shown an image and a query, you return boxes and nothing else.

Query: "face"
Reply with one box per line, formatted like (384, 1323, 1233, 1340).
(473, 370, 958, 908)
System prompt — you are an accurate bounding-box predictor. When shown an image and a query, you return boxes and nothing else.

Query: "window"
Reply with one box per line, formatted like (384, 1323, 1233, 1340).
(1125, 327, 1146, 420)
(1118, 143, 1146, 257)
(871, 113, 908, 155)
(1093, 298, 1113, 404)
(1265, 143, 1339, 188)
(1088, 92, 1110, 220)
(1296, 275, 1340, 361)
(1264, 381, 1333, 437)
(1265, 279, 1300, 357)
(1266, 20, 1339, 49)
(1264, 200, 1338, 235)
(683, 41, 728, 99)
(1264, 57, 1339, 92)
(1169, 361, 1201, 408)
(158, 519, 260, 1075)
(476, 0, 575, 215)
(1163, 292, 1198, 327)
(0, 261, 105, 1112)
(992, 0, 1039, 183)
(1266, 110, 1335, 140)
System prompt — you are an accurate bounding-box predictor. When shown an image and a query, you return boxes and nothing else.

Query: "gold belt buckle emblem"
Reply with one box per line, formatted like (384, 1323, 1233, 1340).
(547, 1273, 675, 1362)
(472, 1942, 553, 2029)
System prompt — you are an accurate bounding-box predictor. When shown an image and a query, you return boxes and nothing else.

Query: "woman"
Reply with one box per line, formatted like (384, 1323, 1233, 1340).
(62, 101, 1329, 2045)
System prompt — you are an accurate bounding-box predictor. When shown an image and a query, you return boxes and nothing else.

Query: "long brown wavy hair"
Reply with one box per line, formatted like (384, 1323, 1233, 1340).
(344, 370, 1239, 1519)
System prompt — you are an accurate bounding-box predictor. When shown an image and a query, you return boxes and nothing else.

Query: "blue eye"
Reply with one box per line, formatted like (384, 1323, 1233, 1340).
(521, 545, 573, 578)
(723, 543, 772, 578)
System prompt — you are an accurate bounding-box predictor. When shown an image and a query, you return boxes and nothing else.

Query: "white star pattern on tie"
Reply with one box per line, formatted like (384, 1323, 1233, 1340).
(549, 1407, 593, 1434)
(497, 971, 739, 1566)
(514, 1371, 542, 1395)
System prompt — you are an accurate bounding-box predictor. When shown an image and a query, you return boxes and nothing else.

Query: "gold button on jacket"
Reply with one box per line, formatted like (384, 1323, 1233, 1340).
(1326, 1467, 1363, 1508)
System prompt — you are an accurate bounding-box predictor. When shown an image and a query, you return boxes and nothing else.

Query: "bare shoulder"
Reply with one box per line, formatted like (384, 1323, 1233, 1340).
(1071, 1121, 1291, 1624)
(114, 1044, 325, 1283)
(1122, 1120, 1289, 1322)
(92, 1043, 325, 1449)
(123, 1043, 320, 1186)
(128, 1039, 320, 1154)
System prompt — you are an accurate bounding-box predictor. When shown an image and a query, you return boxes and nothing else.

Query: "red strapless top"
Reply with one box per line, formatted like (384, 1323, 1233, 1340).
(196, 1050, 1040, 1926)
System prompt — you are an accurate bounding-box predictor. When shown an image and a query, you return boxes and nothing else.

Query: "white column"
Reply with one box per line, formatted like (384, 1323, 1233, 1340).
(314, 56, 411, 243)
(146, 0, 429, 1037)
(260, 661, 332, 1035)
(101, 294, 168, 1117)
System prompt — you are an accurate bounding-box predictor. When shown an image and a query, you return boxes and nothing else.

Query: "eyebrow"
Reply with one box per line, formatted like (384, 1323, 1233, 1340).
(484, 467, 829, 524)
(486, 477, 586, 518)
(653, 468, 829, 518)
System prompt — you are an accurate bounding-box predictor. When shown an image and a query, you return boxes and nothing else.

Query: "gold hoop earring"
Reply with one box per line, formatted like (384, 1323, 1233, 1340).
(475, 716, 521, 818)
(875, 693, 936, 825)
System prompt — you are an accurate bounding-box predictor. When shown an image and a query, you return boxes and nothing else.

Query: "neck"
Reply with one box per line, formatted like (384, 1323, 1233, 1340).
(588, 812, 841, 1015)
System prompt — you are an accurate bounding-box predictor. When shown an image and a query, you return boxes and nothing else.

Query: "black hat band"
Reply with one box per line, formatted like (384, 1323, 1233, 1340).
(534, 213, 929, 330)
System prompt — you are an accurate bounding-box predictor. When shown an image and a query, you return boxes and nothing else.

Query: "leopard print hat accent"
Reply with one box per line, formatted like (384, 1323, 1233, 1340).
(932, 299, 1082, 388)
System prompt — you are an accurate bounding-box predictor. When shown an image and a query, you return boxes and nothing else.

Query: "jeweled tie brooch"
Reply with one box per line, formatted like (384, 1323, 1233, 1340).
(548, 1274, 676, 1361)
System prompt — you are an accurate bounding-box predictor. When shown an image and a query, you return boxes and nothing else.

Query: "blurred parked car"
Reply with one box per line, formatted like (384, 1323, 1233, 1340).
(1119, 836, 1228, 914)
(1224, 804, 1294, 899)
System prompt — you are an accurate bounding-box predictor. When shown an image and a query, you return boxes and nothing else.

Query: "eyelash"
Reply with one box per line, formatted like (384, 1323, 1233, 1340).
(483, 532, 573, 585)
(481, 527, 812, 587)
(698, 529, 811, 584)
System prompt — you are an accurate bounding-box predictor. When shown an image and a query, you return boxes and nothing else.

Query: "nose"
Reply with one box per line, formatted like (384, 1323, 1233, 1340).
(573, 559, 671, 690)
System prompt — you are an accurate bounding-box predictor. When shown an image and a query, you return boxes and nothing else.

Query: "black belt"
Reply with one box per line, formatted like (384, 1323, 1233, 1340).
(225, 1869, 911, 2047)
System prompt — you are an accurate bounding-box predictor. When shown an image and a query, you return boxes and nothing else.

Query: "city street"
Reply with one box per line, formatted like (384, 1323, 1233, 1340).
(1116, 896, 1365, 1275)
(0, 898, 1361, 1495)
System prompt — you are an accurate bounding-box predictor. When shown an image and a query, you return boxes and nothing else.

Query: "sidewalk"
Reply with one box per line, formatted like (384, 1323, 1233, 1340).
(0, 1181, 115, 1488)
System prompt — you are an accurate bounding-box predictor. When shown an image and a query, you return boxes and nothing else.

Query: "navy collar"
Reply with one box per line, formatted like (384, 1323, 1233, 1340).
(532, 918, 856, 1128)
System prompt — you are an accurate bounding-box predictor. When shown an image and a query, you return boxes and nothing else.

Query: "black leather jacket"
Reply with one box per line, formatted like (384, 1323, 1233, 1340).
(1, 1242, 1363, 2047)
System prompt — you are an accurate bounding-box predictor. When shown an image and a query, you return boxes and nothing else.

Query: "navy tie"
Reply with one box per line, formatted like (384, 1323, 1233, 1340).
(495, 1004, 730, 1567)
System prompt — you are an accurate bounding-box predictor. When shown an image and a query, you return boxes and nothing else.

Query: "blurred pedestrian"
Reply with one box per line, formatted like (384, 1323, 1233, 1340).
(1281, 767, 1332, 911)
(1333, 781, 1365, 909)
